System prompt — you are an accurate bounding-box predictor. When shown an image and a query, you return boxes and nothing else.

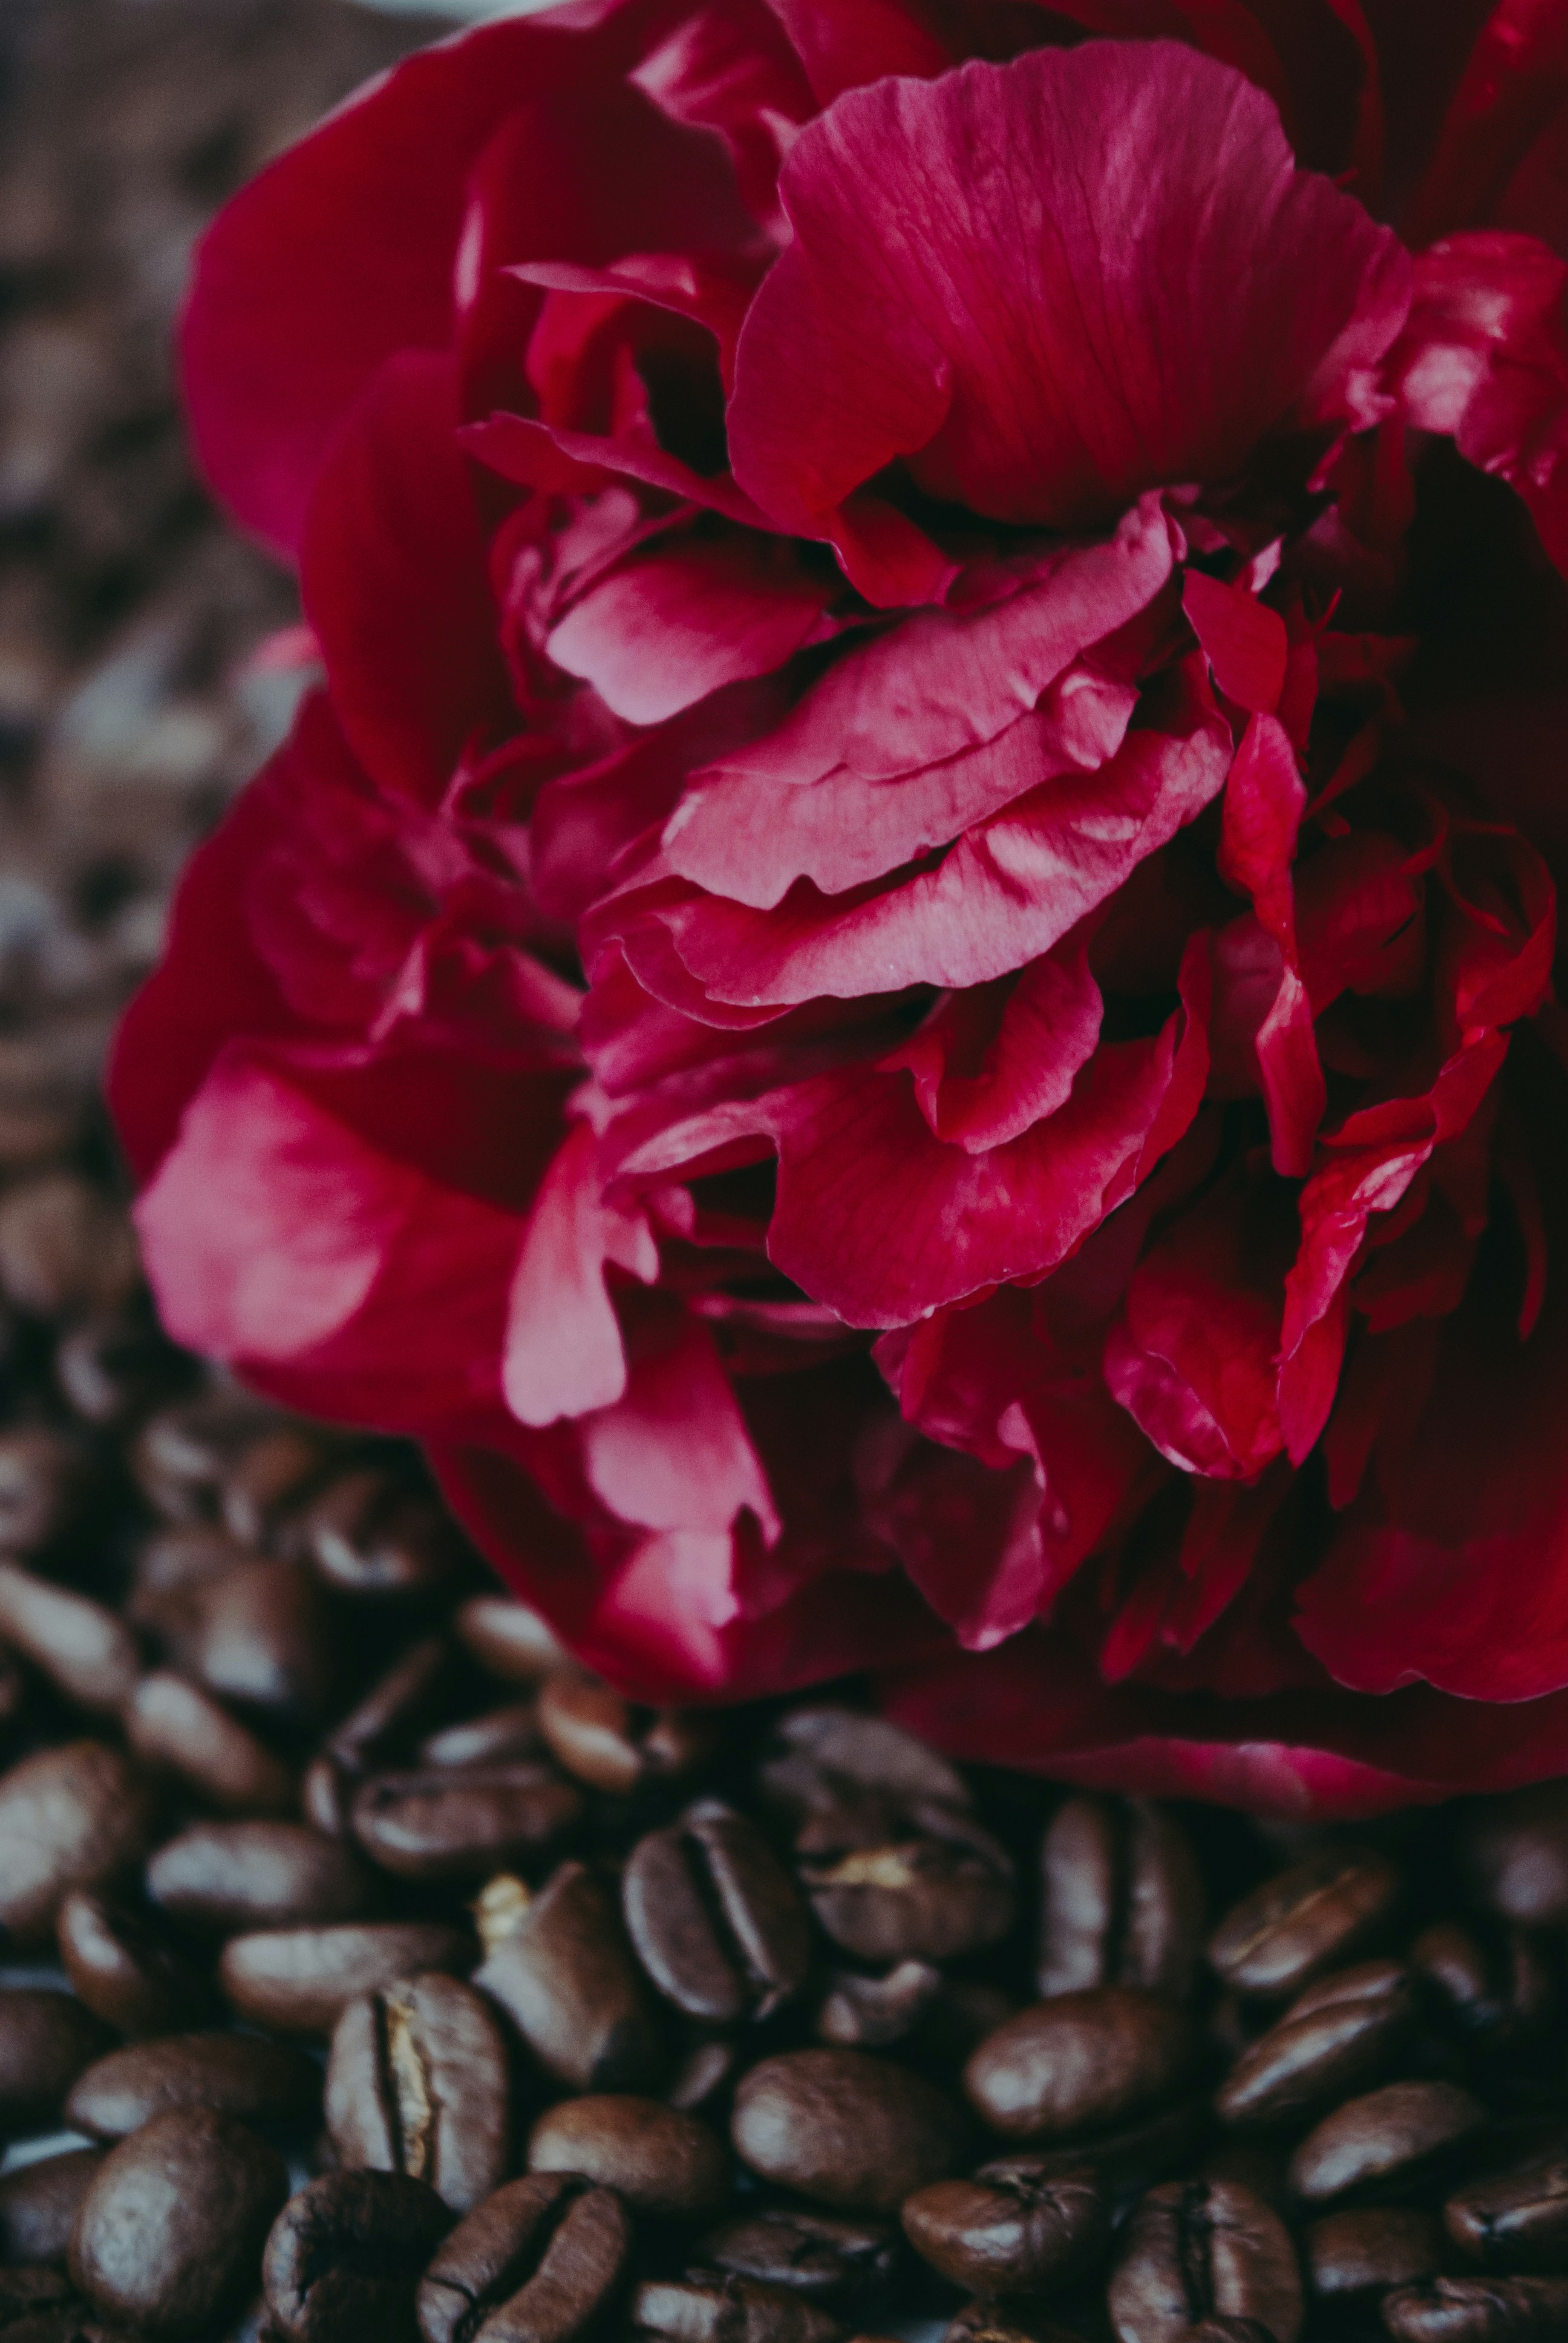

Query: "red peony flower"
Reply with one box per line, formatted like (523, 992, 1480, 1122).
(111, 0, 1568, 1814)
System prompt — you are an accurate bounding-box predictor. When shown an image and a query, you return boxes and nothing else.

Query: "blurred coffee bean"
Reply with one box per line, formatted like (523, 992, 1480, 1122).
(156, 1553, 337, 1723)
(1461, 1786, 1568, 1930)
(1108, 2179, 1303, 2343)
(964, 1988, 1198, 2143)
(56, 1890, 211, 2036)
(417, 2172, 631, 2343)
(0, 2149, 101, 2265)
(455, 1594, 570, 1684)
(1010, 2097, 1215, 2197)
(1383, 2275, 1568, 2339)
(1413, 1922, 1555, 2054)
(65, 2031, 319, 2138)
(0, 2265, 73, 2324)
(1289, 2080, 1488, 2206)
(1305, 2206, 1450, 2299)
(942, 2302, 1090, 2343)
(350, 1762, 583, 1884)
(1037, 1795, 1204, 2002)
(0, 1564, 136, 1715)
(302, 1753, 354, 1839)
(0, 1426, 92, 1554)
(530, 2094, 730, 2219)
(902, 2168, 1107, 2296)
(0, 1741, 157, 1944)
(0, 1992, 113, 2133)
(1208, 1849, 1400, 2000)
(623, 1803, 812, 2025)
(69, 2105, 288, 2339)
(632, 2275, 843, 2343)
(697, 2209, 896, 2306)
(123, 1668, 295, 1815)
(731, 2048, 965, 2212)
(475, 1858, 665, 2092)
(54, 1309, 189, 1428)
(264, 2168, 454, 2343)
(327, 1636, 460, 1774)
(762, 1707, 972, 1836)
(800, 1814, 1015, 1965)
(306, 1467, 473, 1601)
(217, 1417, 345, 1550)
(1215, 1959, 1416, 2129)
(1445, 2145, 1568, 2270)
(816, 1959, 942, 2048)
(326, 1972, 511, 2215)
(0, 1173, 137, 1320)
(146, 1818, 381, 1935)
(125, 1523, 247, 1637)
(538, 1673, 716, 1795)
(220, 1919, 473, 2036)
(419, 1700, 541, 1769)
(131, 1390, 269, 1522)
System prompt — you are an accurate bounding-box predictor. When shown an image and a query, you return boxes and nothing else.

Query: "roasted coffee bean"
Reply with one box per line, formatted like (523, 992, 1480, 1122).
(454, 1595, 570, 1685)
(56, 1892, 211, 2037)
(1445, 2145, 1568, 2270)
(307, 1469, 474, 1601)
(1215, 1959, 1415, 2129)
(1107, 2179, 1304, 2343)
(731, 2048, 965, 2212)
(417, 2171, 632, 2343)
(1383, 2276, 1568, 2339)
(0, 1565, 138, 1715)
(475, 1859, 665, 2092)
(1305, 2207, 1449, 2299)
(991, 2099, 1215, 2198)
(146, 1818, 381, 1935)
(816, 1959, 942, 2048)
(69, 2106, 288, 2340)
(1289, 2080, 1488, 2206)
(902, 2168, 1108, 2296)
(1412, 1923, 1555, 2053)
(667, 2038, 740, 2115)
(302, 1754, 355, 1838)
(0, 1742, 158, 1944)
(1460, 1785, 1568, 1930)
(761, 1708, 972, 1840)
(327, 1972, 511, 2215)
(157, 1552, 338, 1722)
(0, 2151, 101, 2266)
(420, 1702, 541, 1770)
(123, 1669, 295, 1815)
(942, 2302, 1090, 2343)
(133, 1391, 281, 1524)
(0, 2265, 74, 2324)
(800, 1815, 1015, 1965)
(54, 1309, 189, 1429)
(351, 1764, 583, 1884)
(0, 1427, 92, 1555)
(65, 2031, 319, 2138)
(631, 2275, 843, 2343)
(1037, 1796, 1204, 2002)
(623, 1803, 811, 2024)
(0, 1175, 137, 1321)
(1207, 1849, 1400, 2000)
(964, 1988, 1198, 2143)
(264, 2168, 454, 2343)
(530, 2094, 730, 2219)
(328, 1637, 460, 1775)
(218, 1417, 346, 1550)
(696, 2209, 896, 2307)
(0, 1994, 113, 2134)
(221, 1919, 474, 2035)
(538, 1674, 716, 1795)
(125, 1524, 249, 1640)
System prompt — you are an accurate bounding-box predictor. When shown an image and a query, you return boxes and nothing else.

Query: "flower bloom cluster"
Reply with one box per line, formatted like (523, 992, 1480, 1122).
(113, 0, 1568, 1812)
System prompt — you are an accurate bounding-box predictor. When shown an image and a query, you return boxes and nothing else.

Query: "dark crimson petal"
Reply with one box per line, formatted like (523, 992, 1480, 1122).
(1402, 0, 1568, 251)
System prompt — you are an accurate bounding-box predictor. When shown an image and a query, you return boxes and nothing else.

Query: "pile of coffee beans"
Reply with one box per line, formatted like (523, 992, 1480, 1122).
(0, 1168, 1567, 2341)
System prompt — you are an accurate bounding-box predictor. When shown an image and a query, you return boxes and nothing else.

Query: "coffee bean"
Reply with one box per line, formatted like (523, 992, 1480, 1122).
(1305, 2206, 1449, 2298)
(474, 1859, 665, 2092)
(0, 1564, 138, 1715)
(125, 1524, 247, 1640)
(158, 1552, 338, 1723)
(1107, 2179, 1303, 2343)
(964, 1989, 1198, 2143)
(123, 1670, 295, 1815)
(417, 2172, 631, 2343)
(0, 1994, 113, 2134)
(54, 1309, 189, 1429)
(133, 1391, 282, 1524)
(0, 2265, 74, 2324)
(537, 1674, 716, 1795)
(816, 1959, 942, 2048)
(351, 1764, 582, 1884)
(1207, 1850, 1400, 2001)
(326, 1973, 511, 2215)
(1289, 2080, 1488, 2206)
(631, 2275, 843, 2343)
(731, 2048, 965, 2213)
(1037, 1796, 1204, 2002)
(218, 1417, 346, 1550)
(1461, 1786, 1568, 1930)
(1412, 1924, 1555, 2054)
(800, 1817, 1015, 1966)
(761, 1708, 972, 1837)
(902, 2168, 1108, 2296)
(0, 1175, 137, 1320)
(696, 2210, 896, 2306)
(1445, 2145, 1568, 2271)
(306, 1469, 473, 1601)
(263, 2168, 454, 2343)
(1215, 1959, 1415, 2129)
(0, 2151, 101, 2266)
(942, 2302, 1091, 2343)
(0, 1427, 92, 1555)
(221, 1919, 474, 2035)
(55, 1892, 211, 2037)
(146, 1819, 381, 1935)
(64, 2031, 319, 2138)
(0, 1743, 157, 1945)
(454, 1595, 570, 1685)
(1383, 2276, 1568, 2339)
(530, 2095, 730, 2219)
(1013, 2098, 1217, 2198)
(419, 1702, 541, 1770)
(623, 1804, 812, 2025)
(69, 2106, 287, 2339)
(668, 2039, 740, 2114)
